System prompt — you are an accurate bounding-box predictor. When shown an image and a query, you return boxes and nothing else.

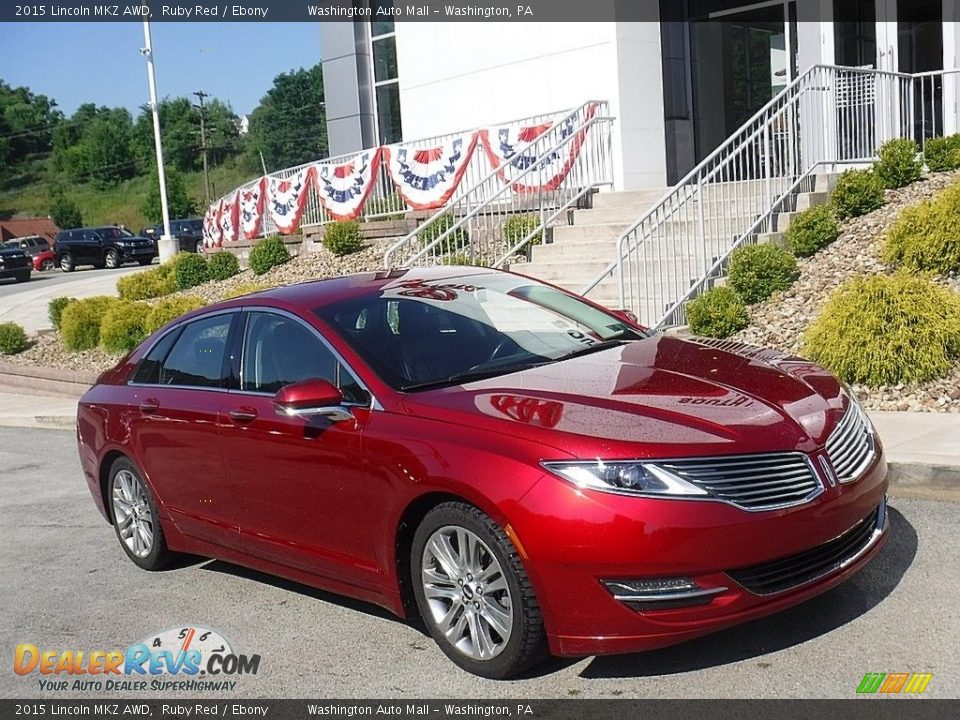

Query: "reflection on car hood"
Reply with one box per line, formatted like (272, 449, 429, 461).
(402, 335, 847, 458)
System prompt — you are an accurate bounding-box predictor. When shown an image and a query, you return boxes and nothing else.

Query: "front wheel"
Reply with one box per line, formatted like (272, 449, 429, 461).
(108, 457, 175, 570)
(195, 240, 204, 254)
(59, 253, 74, 272)
(104, 249, 120, 269)
(41, 258, 55, 271)
(411, 502, 546, 678)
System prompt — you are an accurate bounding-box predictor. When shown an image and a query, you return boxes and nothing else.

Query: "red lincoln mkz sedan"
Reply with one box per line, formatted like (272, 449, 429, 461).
(77, 267, 888, 678)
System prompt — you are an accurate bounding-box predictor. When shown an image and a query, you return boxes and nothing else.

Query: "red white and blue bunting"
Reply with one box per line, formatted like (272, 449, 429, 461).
(218, 191, 240, 245)
(314, 149, 382, 221)
(202, 201, 222, 249)
(239, 178, 266, 240)
(267, 168, 315, 234)
(384, 133, 478, 210)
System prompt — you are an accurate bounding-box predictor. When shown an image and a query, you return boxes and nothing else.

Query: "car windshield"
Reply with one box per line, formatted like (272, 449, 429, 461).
(315, 273, 648, 392)
(3, 240, 19, 249)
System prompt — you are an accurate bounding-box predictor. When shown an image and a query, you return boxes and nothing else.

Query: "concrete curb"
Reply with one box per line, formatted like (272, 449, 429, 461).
(0, 361, 95, 398)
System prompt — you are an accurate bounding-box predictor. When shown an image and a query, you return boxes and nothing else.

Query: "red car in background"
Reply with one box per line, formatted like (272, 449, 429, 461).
(33, 248, 56, 271)
(76, 267, 888, 678)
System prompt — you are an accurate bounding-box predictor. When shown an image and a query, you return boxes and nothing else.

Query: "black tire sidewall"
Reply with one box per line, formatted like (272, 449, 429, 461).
(107, 457, 170, 570)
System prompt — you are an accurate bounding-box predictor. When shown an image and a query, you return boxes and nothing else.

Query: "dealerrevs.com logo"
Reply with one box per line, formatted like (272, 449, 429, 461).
(14, 626, 261, 692)
(856, 672, 933, 695)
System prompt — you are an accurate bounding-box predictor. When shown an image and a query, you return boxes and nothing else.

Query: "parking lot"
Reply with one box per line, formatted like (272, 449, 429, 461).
(1, 426, 957, 699)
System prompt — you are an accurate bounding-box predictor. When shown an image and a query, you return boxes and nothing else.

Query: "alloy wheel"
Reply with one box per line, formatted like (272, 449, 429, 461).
(41, 259, 54, 271)
(111, 469, 155, 558)
(420, 526, 514, 661)
(105, 250, 119, 269)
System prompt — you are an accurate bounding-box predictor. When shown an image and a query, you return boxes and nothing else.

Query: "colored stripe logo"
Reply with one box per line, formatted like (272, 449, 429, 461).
(857, 672, 933, 694)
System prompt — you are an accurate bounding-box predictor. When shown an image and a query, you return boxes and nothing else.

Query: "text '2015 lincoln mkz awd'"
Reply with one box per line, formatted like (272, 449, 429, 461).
(77, 267, 888, 678)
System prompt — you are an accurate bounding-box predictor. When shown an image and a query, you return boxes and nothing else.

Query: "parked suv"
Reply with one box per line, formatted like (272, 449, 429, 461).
(4, 236, 55, 271)
(140, 218, 204, 253)
(0, 243, 32, 283)
(54, 226, 156, 272)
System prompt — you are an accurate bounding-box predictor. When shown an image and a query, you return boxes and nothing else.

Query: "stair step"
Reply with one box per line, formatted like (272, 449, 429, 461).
(591, 189, 669, 209)
(794, 190, 831, 211)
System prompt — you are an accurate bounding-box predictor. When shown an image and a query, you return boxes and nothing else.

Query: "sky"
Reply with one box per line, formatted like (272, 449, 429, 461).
(0, 22, 323, 118)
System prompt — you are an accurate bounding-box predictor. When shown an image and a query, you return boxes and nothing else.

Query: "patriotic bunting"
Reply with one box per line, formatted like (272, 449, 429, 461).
(202, 201, 222, 249)
(314, 149, 383, 221)
(267, 168, 315, 234)
(218, 191, 240, 244)
(384, 133, 478, 210)
(239, 178, 266, 240)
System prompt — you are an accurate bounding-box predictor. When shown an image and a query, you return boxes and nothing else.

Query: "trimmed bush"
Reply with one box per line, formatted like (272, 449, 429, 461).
(60, 296, 120, 352)
(923, 134, 960, 172)
(874, 138, 922, 189)
(503, 214, 543, 248)
(172, 252, 210, 290)
(884, 180, 960, 274)
(248, 235, 291, 275)
(803, 273, 960, 387)
(223, 283, 270, 300)
(418, 213, 468, 254)
(786, 205, 841, 257)
(207, 251, 240, 281)
(145, 296, 207, 334)
(48, 297, 77, 330)
(727, 243, 799, 303)
(830, 169, 885, 219)
(323, 220, 364, 256)
(117, 264, 176, 300)
(99, 301, 150, 353)
(0, 322, 29, 355)
(686, 287, 750, 339)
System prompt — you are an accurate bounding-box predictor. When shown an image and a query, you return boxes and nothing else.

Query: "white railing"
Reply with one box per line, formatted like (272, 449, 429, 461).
(579, 65, 960, 329)
(383, 101, 614, 268)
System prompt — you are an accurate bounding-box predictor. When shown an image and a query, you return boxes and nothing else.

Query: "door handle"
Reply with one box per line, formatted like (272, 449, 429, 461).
(139, 399, 159, 413)
(228, 407, 258, 424)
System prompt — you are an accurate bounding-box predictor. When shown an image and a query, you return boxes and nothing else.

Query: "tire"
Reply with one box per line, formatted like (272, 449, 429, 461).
(107, 457, 175, 571)
(195, 240, 204, 254)
(104, 249, 120, 269)
(59, 253, 74, 272)
(14, 271, 30, 283)
(411, 502, 546, 678)
(41, 258, 54, 271)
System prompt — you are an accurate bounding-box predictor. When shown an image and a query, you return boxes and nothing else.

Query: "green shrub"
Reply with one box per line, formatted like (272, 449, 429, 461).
(322, 220, 364, 256)
(686, 287, 750, 339)
(60, 296, 120, 351)
(248, 235, 291, 275)
(145, 296, 207, 334)
(923, 134, 960, 172)
(207, 251, 240, 281)
(48, 297, 76, 330)
(117, 264, 176, 300)
(364, 192, 406, 220)
(727, 243, 799, 303)
(99, 301, 150, 353)
(441, 253, 484, 266)
(0, 322, 29, 355)
(874, 138, 923, 189)
(786, 205, 841, 256)
(830, 169, 885, 219)
(502, 214, 543, 248)
(418, 213, 468, 254)
(172, 252, 210, 290)
(222, 283, 270, 300)
(803, 273, 960, 386)
(884, 180, 960, 274)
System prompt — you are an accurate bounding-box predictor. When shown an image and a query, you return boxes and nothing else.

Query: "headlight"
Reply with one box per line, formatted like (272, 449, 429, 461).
(542, 460, 709, 497)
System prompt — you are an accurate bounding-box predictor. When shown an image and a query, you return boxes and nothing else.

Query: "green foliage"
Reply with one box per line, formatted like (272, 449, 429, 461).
(364, 192, 406, 220)
(0, 322, 29, 355)
(418, 213, 468, 254)
(48, 297, 77, 330)
(0, 80, 61, 179)
(830, 169, 885, 220)
(884, 181, 960, 274)
(222, 283, 270, 300)
(207, 251, 240, 281)
(803, 273, 960, 386)
(727, 243, 799, 303)
(322, 220, 364, 256)
(248, 235, 291, 275)
(131, 97, 240, 174)
(99, 301, 150, 353)
(686, 287, 749, 338)
(874, 138, 923, 189)
(117, 264, 176, 300)
(172, 252, 211, 290)
(503, 214, 543, 248)
(141, 165, 197, 224)
(923, 134, 960, 172)
(786, 205, 841, 257)
(145, 296, 207, 334)
(441, 253, 484, 266)
(60, 296, 119, 351)
(49, 192, 83, 229)
(52, 105, 135, 187)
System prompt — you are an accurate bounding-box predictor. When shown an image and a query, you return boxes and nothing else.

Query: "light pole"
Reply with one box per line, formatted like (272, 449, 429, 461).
(140, 20, 175, 263)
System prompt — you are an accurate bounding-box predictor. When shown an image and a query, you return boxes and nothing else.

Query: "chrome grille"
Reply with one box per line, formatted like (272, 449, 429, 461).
(657, 453, 821, 511)
(826, 399, 875, 483)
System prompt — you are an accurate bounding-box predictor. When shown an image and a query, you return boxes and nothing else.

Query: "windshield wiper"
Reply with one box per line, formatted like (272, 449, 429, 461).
(401, 362, 550, 392)
(555, 338, 631, 362)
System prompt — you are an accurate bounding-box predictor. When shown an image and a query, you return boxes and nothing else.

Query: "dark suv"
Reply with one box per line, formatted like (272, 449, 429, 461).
(54, 226, 156, 272)
(0, 244, 32, 283)
(140, 218, 204, 253)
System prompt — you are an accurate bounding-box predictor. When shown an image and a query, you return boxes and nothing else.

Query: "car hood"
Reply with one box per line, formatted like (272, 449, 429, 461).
(0, 247, 29, 258)
(401, 335, 847, 458)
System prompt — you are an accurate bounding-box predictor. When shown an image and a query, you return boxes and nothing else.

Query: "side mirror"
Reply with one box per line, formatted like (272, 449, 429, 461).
(273, 379, 352, 422)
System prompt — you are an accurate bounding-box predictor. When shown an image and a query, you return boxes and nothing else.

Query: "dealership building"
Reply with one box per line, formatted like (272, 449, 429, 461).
(319, 0, 959, 190)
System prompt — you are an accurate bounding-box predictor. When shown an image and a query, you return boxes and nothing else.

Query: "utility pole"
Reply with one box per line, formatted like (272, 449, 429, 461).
(193, 90, 211, 204)
(140, 20, 174, 263)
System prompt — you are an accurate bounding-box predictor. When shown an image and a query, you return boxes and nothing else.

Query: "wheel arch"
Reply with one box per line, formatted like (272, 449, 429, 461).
(98, 450, 128, 524)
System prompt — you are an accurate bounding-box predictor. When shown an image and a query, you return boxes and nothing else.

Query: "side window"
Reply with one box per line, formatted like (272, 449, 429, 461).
(159, 314, 232, 388)
(241, 312, 367, 403)
(131, 329, 181, 385)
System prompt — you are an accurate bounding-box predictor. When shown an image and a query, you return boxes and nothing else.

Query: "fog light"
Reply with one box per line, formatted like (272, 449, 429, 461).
(602, 577, 727, 611)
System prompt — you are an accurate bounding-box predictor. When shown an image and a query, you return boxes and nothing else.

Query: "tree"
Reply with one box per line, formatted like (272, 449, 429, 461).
(53, 105, 135, 186)
(141, 165, 197, 224)
(0, 81, 61, 177)
(245, 64, 326, 171)
(50, 193, 83, 229)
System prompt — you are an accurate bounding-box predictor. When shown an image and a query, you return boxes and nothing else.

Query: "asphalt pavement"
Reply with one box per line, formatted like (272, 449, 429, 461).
(0, 427, 957, 699)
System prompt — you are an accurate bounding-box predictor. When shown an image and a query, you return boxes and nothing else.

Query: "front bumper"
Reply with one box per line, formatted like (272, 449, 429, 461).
(513, 447, 889, 657)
